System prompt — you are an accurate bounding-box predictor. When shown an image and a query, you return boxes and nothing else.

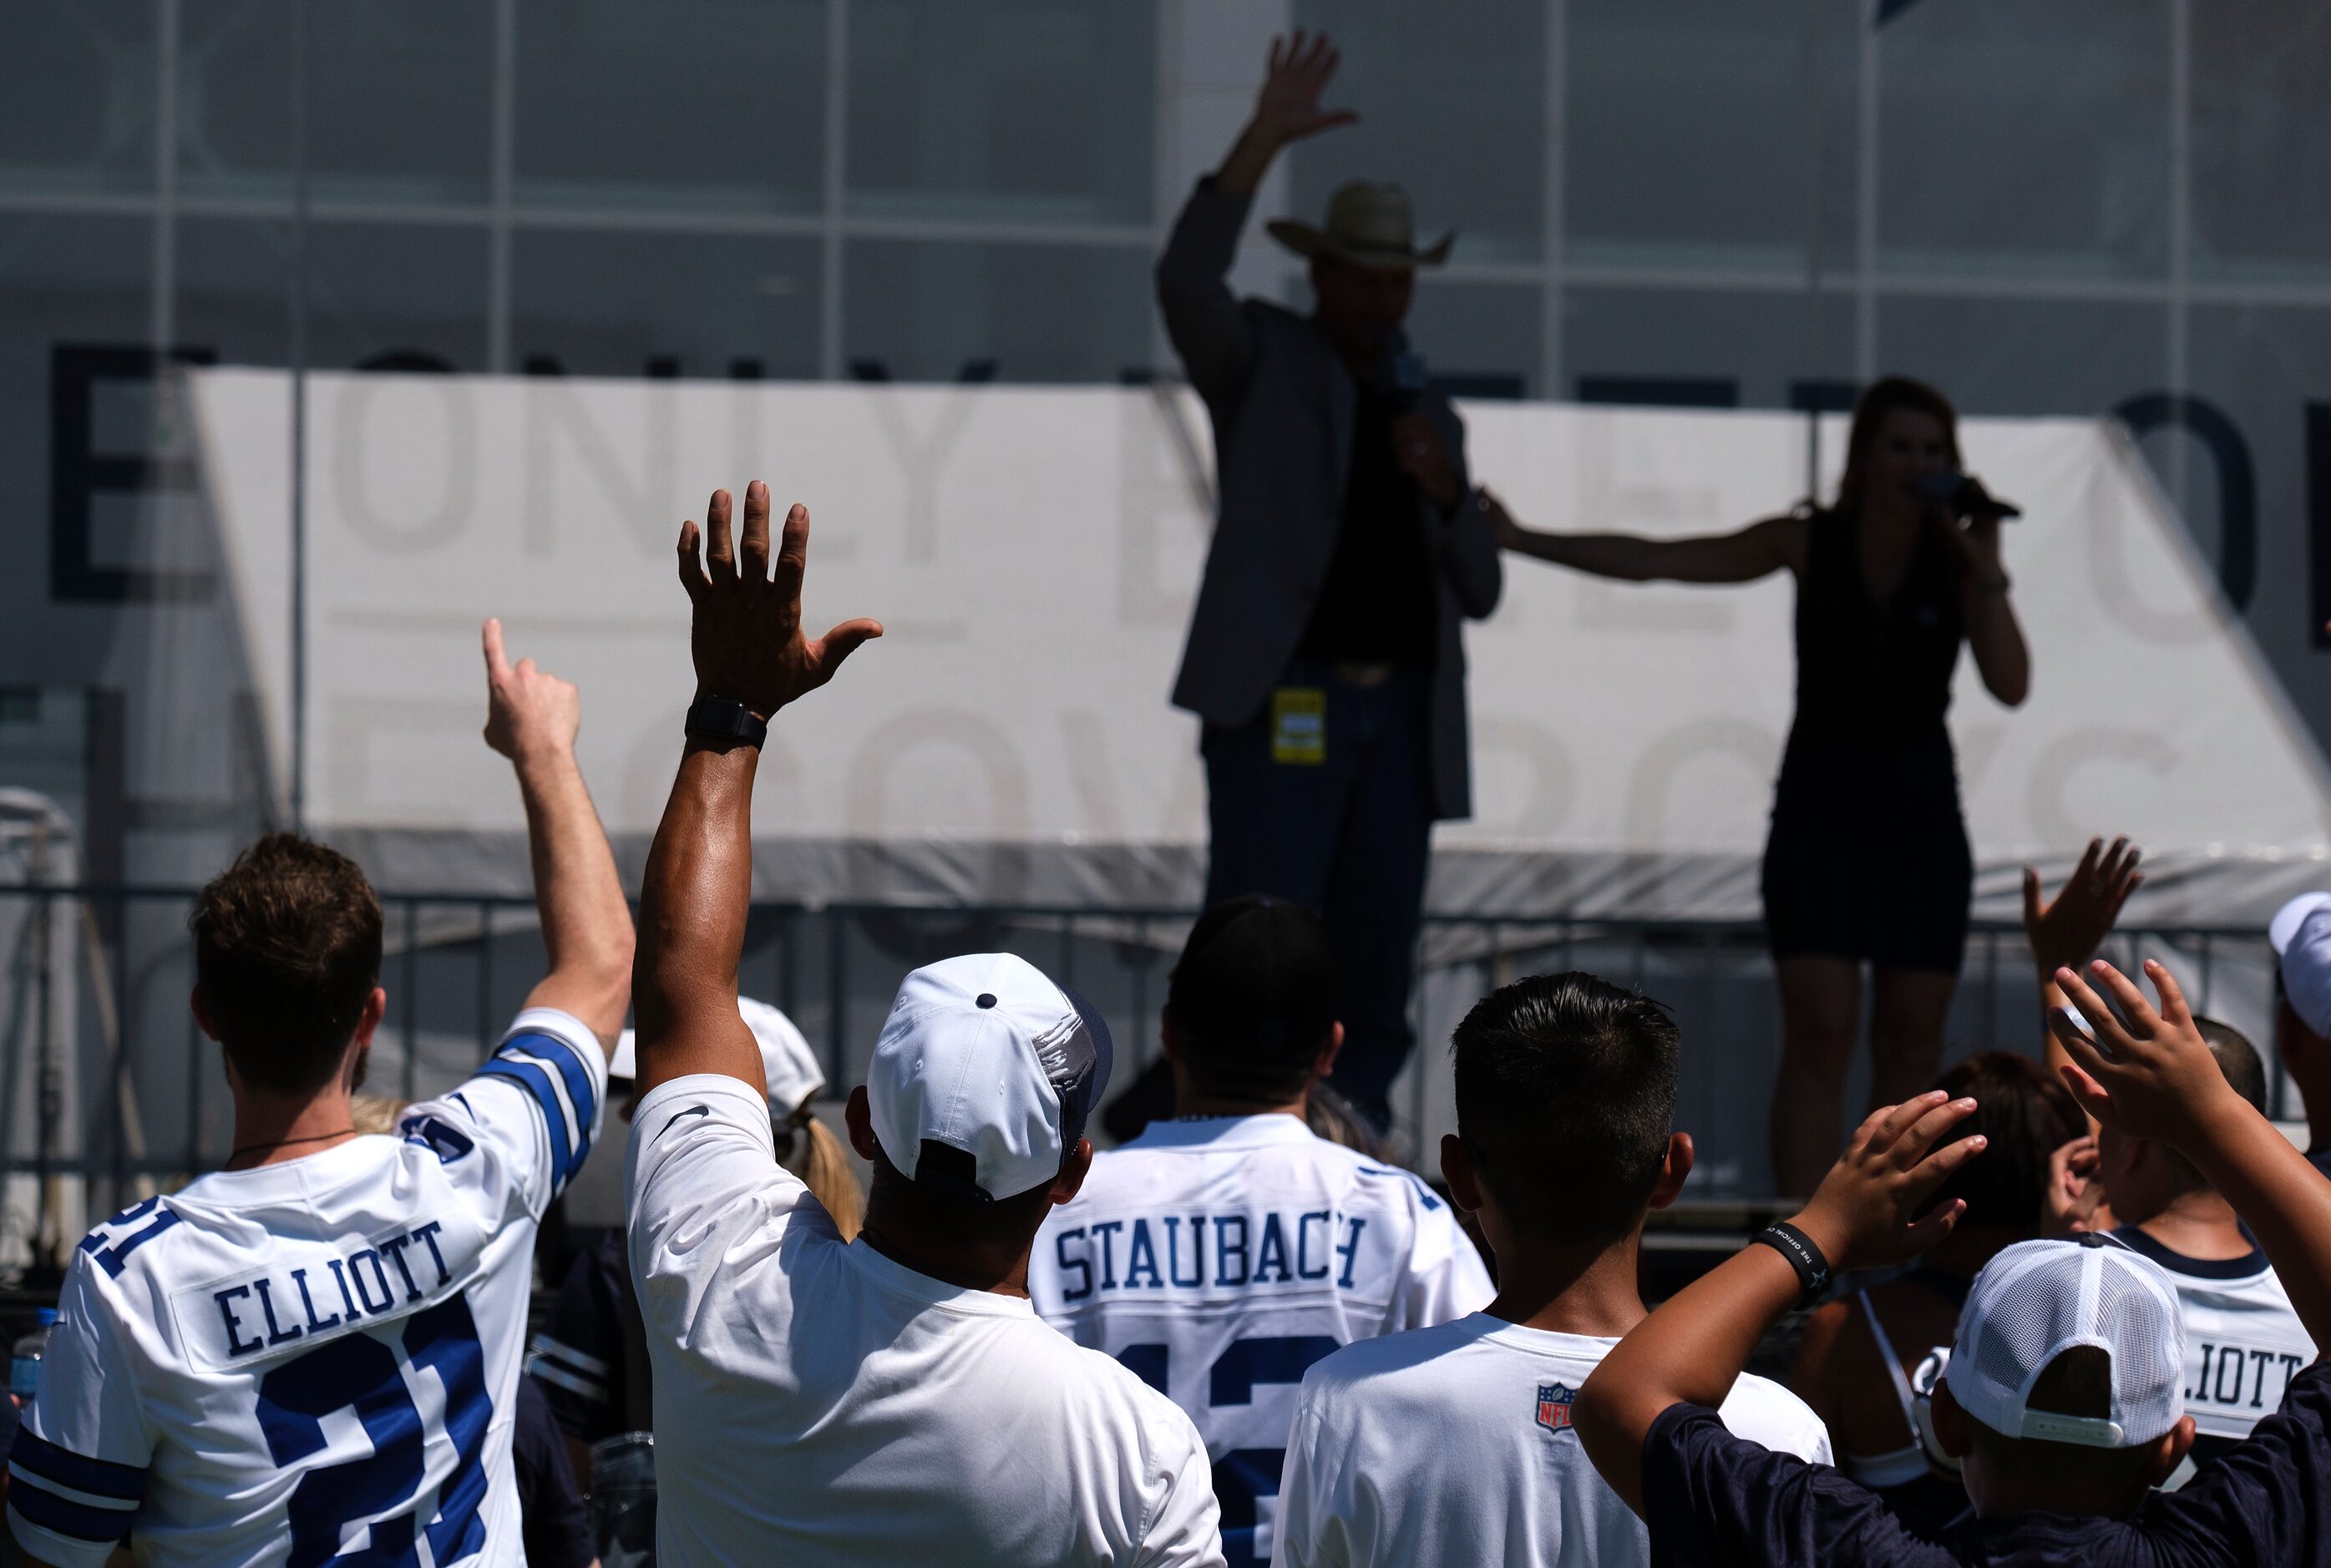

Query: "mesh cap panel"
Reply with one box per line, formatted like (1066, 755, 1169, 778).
(1948, 1234, 2185, 1448)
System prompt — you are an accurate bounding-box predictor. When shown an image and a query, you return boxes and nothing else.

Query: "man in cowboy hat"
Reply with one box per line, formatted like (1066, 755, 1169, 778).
(1145, 31, 1502, 1136)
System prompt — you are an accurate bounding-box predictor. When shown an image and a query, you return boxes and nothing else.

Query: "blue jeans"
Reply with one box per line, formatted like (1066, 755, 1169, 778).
(1201, 661, 1434, 1130)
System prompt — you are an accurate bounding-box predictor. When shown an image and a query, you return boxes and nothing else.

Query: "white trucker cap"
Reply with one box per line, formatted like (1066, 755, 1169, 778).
(2269, 892, 2331, 1037)
(611, 996, 825, 1115)
(867, 952, 1113, 1203)
(1947, 1233, 2186, 1448)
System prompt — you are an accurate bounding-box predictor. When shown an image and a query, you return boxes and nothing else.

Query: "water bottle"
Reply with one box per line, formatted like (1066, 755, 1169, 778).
(11, 1308, 58, 1407)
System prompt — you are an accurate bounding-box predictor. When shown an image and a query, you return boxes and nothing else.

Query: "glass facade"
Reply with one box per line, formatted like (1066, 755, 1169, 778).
(5, 0, 2330, 814)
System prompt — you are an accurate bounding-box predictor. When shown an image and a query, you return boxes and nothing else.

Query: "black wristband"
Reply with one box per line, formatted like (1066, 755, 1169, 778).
(684, 695, 768, 750)
(1751, 1222, 1833, 1307)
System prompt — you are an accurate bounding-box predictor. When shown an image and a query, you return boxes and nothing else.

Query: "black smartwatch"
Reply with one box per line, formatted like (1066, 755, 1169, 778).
(684, 695, 768, 749)
(1751, 1221, 1833, 1308)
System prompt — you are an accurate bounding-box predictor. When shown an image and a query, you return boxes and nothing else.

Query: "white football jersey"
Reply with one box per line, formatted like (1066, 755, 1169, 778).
(2114, 1225, 2320, 1442)
(1028, 1115, 1495, 1567)
(8, 1007, 606, 1568)
(1275, 1317, 1833, 1568)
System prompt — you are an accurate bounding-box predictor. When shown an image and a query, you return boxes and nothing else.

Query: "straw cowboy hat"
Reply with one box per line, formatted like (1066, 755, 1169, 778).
(1267, 181, 1454, 271)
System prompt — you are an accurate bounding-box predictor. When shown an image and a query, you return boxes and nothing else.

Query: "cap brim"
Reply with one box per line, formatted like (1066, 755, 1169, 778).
(1265, 219, 1455, 271)
(1057, 986, 1114, 1148)
(2270, 893, 2331, 955)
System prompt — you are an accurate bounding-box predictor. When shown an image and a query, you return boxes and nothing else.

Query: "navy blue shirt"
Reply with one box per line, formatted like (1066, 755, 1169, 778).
(1644, 1362, 2331, 1565)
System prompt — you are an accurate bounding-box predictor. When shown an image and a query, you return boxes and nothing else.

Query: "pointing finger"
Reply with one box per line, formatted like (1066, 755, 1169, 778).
(483, 618, 510, 681)
(2021, 866, 2042, 929)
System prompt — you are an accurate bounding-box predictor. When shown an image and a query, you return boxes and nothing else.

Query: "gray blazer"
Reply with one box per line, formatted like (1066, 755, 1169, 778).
(1155, 180, 1502, 821)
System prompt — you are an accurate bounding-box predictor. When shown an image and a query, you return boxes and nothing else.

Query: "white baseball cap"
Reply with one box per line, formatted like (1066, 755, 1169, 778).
(1947, 1234, 2186, 1449)
(2269, 892, 2331, 1037)
(866, 953, 1113, 1203)
(611, 997, 825, 1115)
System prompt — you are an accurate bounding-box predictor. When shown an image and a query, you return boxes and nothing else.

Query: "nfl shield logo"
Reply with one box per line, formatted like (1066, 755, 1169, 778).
(1536, 1383, 1575, 1433)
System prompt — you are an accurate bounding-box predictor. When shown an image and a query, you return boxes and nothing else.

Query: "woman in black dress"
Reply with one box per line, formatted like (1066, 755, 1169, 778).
(1490, 377, 2029, 1196)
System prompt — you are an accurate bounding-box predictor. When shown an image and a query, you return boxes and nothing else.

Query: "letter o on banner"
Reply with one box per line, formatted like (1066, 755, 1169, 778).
(333, 373, 479, 554)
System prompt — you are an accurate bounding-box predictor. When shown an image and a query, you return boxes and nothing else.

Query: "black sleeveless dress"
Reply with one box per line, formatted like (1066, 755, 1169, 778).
(1761, 508, 1972, 973)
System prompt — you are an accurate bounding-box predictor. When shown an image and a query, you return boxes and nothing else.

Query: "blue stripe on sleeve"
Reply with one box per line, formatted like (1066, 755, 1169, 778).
(9, 1432, 144, 1502)
(503, 1030, 598, 1169)
(475, 1055, 575, 1189)
(9, 1483, 136, 1543)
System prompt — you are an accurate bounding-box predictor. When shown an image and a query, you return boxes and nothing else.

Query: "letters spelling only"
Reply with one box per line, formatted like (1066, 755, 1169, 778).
(210, 1221, 451, 1359)
(1051, 1211, 1371, 1302)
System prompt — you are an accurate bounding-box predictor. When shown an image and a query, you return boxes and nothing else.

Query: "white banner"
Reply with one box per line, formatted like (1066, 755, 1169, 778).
(185, 369, 2331, 916)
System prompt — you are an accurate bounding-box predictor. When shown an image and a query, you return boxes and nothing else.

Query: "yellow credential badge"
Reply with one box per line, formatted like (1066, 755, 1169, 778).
(1270, 686, 1326, 765)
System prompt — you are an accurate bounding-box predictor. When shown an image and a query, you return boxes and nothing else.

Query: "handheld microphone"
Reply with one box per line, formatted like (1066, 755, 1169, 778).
(1379, 329, 1428, 412)
(1909, 470, 2022, 520)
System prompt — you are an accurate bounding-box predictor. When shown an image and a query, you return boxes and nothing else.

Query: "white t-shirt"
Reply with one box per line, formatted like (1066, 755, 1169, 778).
(626, 1074, 1225, 1567)
(1274, 1314, 1833, 1568)
(8, 1007, 606, 1568)
(2115, 1226, 2320, 1442)
(1029, 1115, 1494, 1566)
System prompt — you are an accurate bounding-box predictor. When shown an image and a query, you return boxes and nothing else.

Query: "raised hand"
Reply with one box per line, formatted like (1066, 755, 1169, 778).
(1790, 1090, 1986, 1272)
(2024, 836, 2143, 976)
(481, 617, 580, 763)
(676, 482, 881, 721)
(1250, 31, 1358, 149)
(2050, 958, 2235, 1142)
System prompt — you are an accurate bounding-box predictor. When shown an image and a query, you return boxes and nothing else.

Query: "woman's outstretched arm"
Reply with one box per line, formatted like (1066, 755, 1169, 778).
(1486, 492, 1806, 585)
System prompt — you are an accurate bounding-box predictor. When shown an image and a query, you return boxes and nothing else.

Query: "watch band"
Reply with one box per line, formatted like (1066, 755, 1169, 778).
(684, 695, 768, 749)
(1751, 1221, 1833, 1308)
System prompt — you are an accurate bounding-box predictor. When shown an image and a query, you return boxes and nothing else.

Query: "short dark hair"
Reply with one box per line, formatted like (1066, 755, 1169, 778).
(190, 833, 383, 1096)
(1166, 896, 1337, 1101)
(865, 1146, 1059, 1252)
(1452, 972, 1680, 1247)
(2155, 1019, 2267, 1195)
(1920, 1052, 2088, 1232)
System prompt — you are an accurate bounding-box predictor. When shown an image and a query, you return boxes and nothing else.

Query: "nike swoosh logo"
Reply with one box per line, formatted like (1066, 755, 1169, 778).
(661, 1105, 713, 1139)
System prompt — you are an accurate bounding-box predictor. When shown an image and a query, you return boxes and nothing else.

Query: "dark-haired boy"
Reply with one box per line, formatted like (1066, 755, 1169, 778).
(2075, 1016, 2318, 1466)
(1030, 894, 1492, 1566)
(1573, 955, 2331, 1565)
(9, 623, 633, 1568)
(1271, 972, 1827, 1568)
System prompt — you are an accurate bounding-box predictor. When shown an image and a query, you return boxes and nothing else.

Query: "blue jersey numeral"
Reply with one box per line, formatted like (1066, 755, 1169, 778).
(1116, 1334, 1339, 1568)
(254, 1292, 494, 1566)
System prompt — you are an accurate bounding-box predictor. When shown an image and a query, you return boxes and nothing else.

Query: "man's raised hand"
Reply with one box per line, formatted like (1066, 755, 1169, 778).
(1791, 1090, 1986, 1273)
(2050, 958, 2236, 1143)
(482, 617, 580, 764)
(1250, 30, 1358, 149)
(676, 482, 881, 721)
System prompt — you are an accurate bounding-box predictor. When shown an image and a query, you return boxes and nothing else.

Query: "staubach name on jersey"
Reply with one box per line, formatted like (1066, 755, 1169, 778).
(193, 1216, 465, 1367)
(1051, 1208, 1374, 1297)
